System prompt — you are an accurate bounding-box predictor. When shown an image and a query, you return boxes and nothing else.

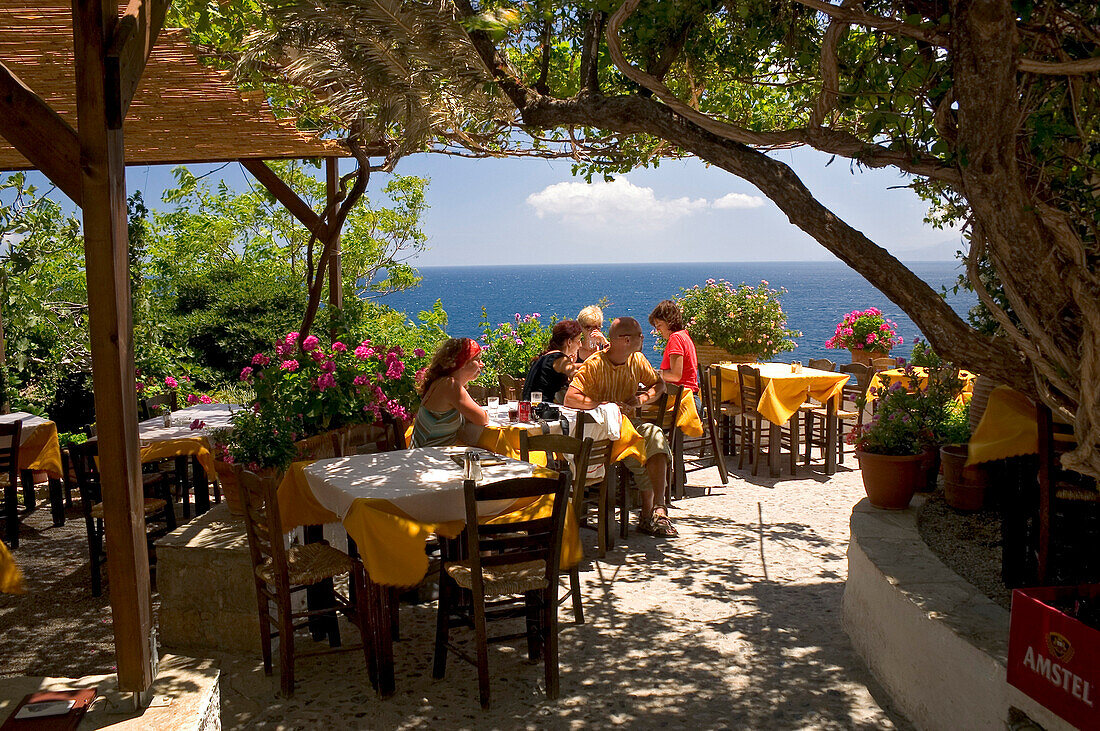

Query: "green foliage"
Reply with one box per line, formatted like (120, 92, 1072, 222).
(675, 279, 799, 358)
(223, 408, 299, 473)
(908, 338, 942, 369)
(852, 364, 967, 456)
(938, 401, 971, 446)
(474, 310, 558, 387)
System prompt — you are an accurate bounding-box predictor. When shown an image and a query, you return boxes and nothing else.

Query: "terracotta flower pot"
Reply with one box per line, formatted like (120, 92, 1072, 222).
(848, 348, 891, 366)
(696, 342, 759, 368)
(940, 444, 990, 511)
(855, 449, 926, 510)
(214, 460, 245, 517)
(918, 446, 940, 492)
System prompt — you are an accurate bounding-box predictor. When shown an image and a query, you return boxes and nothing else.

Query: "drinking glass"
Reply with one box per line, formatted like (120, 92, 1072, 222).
(530, 390, 543, 404)
(507, 401, 519, 422)
(487, 396, 500, 414)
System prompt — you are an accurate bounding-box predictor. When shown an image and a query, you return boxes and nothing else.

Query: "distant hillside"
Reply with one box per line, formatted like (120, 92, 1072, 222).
(895, 239, 964, 262)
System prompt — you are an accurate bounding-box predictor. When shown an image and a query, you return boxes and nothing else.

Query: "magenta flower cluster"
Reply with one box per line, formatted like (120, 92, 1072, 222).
(825, 307, 902, 353)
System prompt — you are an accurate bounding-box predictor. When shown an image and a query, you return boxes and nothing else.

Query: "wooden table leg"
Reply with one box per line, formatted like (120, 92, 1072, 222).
(365, 573, 396, 697)
(825, 400, 838, 475)
(768, 422, 781, 477)
(4, 479, 18, 548)
(49, 478, 65, 526)
(174, 456, 190, 520)
(20, 470, 35, 511)
(192, 459, 210, 515)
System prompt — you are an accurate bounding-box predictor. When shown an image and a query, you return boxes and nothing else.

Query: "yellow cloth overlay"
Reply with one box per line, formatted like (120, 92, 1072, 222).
(868, 368, 976, 403)
(966, 386, 1039, 466)
(139, 437, 216, 480)
(19, 421, 62, 479)
(0, 539, 24, 594)
(277, 461, 582, 588)
(716, 364, 848, 425)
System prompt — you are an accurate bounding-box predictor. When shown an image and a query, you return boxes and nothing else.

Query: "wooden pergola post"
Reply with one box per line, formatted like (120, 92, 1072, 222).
(326, 158, 342, 336)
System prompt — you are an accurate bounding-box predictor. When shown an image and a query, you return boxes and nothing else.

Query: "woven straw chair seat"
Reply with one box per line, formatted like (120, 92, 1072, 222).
(91, 498, 166, 520)
(256, 542, 355, 586)
(446, 559, 548, 596)
(1055, 486, 1100, 502)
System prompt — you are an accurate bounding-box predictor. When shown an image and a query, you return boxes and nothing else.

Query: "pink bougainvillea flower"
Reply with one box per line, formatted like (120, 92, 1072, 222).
(274, 342, 291, 356)
(332, 341, 347, 352)
(285, 332, 300, 346)
(301, 335, 320, 352)
(414, 348, 426, 357)
(199, 395, 213, 404)
(189, 419, 206, 430)
(240, 367, 253, 381)
(280, 359, 300, 372)
(310, 349, 326, 363)
(135, 382, 144, 392)
(316, 373, 337, 390)
(354, 344, 375, 360)
(353, 374, 370, 386)
(164, 376, 178, 389)
(252, 353, 270, 366)
(320, 359, 336, 373)
(187, 393, 200, 404)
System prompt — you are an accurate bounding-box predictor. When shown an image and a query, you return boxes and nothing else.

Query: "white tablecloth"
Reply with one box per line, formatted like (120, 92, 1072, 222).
(135, 403, 242, 447)
(0, 412, 54, 446)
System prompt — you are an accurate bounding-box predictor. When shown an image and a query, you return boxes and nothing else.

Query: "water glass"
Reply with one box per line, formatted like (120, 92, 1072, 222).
(530, 391, 543, 404)
(487, 396, 500, 414)
(507, 401, 519, 422)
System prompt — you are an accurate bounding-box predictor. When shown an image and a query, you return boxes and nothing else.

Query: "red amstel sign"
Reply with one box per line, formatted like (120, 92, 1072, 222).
(1007, 586, 1099, 730)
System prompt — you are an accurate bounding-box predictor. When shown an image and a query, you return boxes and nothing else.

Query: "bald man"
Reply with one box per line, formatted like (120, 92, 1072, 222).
(564, 317, 677, 537)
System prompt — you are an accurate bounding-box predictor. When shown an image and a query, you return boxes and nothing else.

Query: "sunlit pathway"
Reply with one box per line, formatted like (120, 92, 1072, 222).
(217, 461, 908, 729)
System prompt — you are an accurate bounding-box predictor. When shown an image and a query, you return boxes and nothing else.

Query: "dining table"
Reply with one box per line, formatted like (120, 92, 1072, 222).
(276, 445, 582, 696)
(0, 411, 65, 536)
(868, 367, 977, 402)
(712, 362, 849, 476)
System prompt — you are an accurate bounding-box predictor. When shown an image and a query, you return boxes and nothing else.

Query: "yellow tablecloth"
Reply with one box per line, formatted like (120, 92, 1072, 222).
(868, 368, 976, 402)
(638, 393, 705, 439)
(0, 539, 24, 594)
(139, 437, 216, 480)
(10, 419, 62, 479)
(966, 386, 1039, 466)
(277, 460, 582, 588)
(715, 363, 848, 425)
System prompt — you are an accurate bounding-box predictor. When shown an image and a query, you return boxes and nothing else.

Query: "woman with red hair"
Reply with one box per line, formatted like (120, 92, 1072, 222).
(411, 338, 489, 448)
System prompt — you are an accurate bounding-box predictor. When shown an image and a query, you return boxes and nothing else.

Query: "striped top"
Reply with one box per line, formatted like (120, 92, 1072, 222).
(410, 407, 463, 448)
(571, 351, 659, 404)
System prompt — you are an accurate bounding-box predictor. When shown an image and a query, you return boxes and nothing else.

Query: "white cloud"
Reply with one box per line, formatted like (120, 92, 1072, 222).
(526, 178, 708, 227)
(713, 192, 765, 209)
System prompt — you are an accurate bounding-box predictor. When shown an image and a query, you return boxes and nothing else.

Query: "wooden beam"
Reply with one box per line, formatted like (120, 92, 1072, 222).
(106, 0, 170, 126)
(0, 62, 83, 206)
(326, 157, 342, 320)
(239, 159, 327, 239)
(73, 0, 155, 694)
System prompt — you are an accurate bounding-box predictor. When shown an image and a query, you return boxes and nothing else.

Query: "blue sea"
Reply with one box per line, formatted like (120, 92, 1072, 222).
(378, 261, 976, 366)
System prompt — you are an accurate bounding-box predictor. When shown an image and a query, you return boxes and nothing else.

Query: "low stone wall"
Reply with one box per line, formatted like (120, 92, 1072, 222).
(157, 503, 260, 654)
(843, 496, 1075, 731)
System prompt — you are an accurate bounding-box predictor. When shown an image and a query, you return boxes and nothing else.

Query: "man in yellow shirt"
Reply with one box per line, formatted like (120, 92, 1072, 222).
(564, 317, 677, 537)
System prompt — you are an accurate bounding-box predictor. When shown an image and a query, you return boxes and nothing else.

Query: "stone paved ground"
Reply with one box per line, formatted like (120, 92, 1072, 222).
(216, 461, 911, 730)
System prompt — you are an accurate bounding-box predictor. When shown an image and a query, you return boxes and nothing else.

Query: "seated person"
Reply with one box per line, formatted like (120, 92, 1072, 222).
(564, 317, 677, 537)
(576, 305, 610, 362)
(522, 320, 583, 403)
(649, 299, 700, 408)
(411, 338, 489, 448)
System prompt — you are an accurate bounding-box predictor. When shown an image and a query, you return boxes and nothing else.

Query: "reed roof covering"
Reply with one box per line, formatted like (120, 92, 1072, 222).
(0, 1, 345, 170)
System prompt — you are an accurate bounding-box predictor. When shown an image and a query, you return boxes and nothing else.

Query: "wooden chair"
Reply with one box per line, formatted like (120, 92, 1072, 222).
(467, 383, 490, 406)
(572, 413, 616, 556)
(808, 358, 836, 372)
(708, 365, 742, 458)
(498, 374, 524, 402)
(138, 392, 178, 420)
(433, 473, 571, 709)
(68, 441, 176, 596)
(0, 422, 21, 549)
(238, 469, 373, 696)
(1036, 406, 1099, 585)
(345, 422, 398, 455)
(519, 430, 593, 624)
(804, 363, 870, 466)
(667, 381, 729, 495)
(737, 365, 798, 476)
(871, 357, 898, 373)
(637, 383, 686, 502)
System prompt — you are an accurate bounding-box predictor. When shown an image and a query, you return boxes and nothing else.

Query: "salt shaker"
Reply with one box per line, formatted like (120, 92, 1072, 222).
(463, 450, 483, 482)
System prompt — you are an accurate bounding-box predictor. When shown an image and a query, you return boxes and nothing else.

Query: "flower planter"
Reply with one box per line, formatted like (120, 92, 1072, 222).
(968, 374, 998, 435)
(918, 446, 940, 492)
(695, 342, 759, 369)
(213, 460, 245, 517)
(848, 348, 890, 366)
(855, 449, 926, 509)
(940, 443, 990, 511)
(294, 428, 345, 460)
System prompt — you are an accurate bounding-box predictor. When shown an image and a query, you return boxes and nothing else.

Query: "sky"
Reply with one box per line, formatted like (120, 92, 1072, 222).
(44, 144, 964, 267)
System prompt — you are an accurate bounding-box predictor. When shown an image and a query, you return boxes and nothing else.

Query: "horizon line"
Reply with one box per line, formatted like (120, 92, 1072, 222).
(409, 259, 960, 269)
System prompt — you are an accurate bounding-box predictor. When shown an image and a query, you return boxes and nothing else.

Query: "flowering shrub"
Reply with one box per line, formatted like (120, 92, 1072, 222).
(241, 331, 428, 437)
(848, 363, 966, 455)
(474, 310, 557, 387)
(675, 280, 799, 358)
(207, 411, 299, 473)
(825, 307, 902, 353)
(133, 370, 217, 406)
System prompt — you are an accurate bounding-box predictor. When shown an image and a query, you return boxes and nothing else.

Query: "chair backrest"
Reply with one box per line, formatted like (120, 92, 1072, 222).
(519, 431, 593, 498)
(467, 383, 489, 406)
(808, 358, 836, 372)
(344, 422, 398, 455)
(461, 473, 571, 592)
(498, 374, 524, 402)
(643, 383, 685, 434)
(573, 413, 614, 484)
(697, 365, 716, 418)
(139, 392, 178, 420)
(239, 469, 292, 600)
(707, 365, 729, 409)
(0, 421, 20, 488)
(871, 357, 897, 373)
(839, 363, 873, 393)
(737, 364, 762, 416)
(68, 440, 102, 506)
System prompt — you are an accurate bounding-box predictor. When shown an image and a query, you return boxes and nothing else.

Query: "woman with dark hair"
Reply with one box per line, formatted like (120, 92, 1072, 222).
(649, 299, 699, 394)
(522, 319, 584, 403)
(410, 338, 489, 448)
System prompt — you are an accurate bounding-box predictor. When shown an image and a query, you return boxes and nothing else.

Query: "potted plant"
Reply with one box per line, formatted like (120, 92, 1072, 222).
(825, 307, 902, 365)
(206, 410, 300, 517)
(850, 364, 964, 508)
(937, 402, 991, 511)
(675, 279, 800, 367)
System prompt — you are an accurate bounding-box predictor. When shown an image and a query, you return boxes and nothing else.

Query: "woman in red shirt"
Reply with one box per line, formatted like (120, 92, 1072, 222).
(648, 300, 699, 397)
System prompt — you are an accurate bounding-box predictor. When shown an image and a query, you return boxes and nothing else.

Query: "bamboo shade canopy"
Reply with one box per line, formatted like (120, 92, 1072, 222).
(0, 1, 349, 170)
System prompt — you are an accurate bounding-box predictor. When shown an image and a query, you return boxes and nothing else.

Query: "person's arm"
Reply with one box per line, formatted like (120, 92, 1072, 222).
(564, 384, 600, 410)
(454, 382, 489, 426)
(635, 354, 665, 406)
(660, 353, 684, 384)
(552, 353, 577, 378)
